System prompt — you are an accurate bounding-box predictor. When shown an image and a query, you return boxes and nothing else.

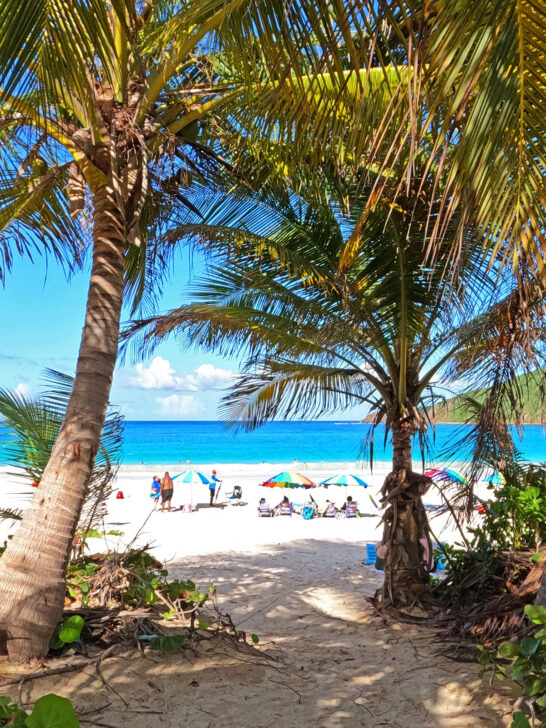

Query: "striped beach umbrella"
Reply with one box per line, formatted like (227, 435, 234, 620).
(261, 471, 315, 489)
(425, 467, 468, 484)
(483, 471, 506, 485)
(171, 470, 211, 504)
(172, 470, 210, 485)
(320, 473, 370, 487)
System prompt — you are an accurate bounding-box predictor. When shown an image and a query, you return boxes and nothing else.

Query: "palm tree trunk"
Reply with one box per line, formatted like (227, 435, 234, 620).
(536, 559, 546, 607)
(0, 185, 125, 661)
(381, 419, 431, 607)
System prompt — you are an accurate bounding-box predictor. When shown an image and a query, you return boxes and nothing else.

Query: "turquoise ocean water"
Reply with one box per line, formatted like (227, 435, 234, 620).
(1, 420, 544, 466)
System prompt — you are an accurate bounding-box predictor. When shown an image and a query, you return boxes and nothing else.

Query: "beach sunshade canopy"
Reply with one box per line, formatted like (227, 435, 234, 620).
(172, 470, 210, 485)
(320, 473, 369, 487)
(261, 471, 315, 489)
(425, 468, 468, 485)
(483, 471, 506, 485)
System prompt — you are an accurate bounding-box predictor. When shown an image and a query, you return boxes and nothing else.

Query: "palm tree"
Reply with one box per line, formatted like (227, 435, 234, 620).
(126, 177, 531, 606)
(231, 0, 546, 283)
(0, 0, 323, 660)
(0, 370, 123, 548)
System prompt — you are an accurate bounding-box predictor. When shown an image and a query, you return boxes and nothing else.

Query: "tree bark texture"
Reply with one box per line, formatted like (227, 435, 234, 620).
(535, 557, 546, 607)
(0, 185, 125, 660)
(380, 419, 432, 607)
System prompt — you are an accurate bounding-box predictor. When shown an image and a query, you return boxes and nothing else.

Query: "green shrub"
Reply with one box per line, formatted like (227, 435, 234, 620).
(478, 604, 546, 728)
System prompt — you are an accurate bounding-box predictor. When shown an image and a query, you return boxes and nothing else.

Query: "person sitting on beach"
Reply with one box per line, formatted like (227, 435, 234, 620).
(275, 495, 292, 516)
(150, 475, 160, 507)
(321, 500, 336, 518)
(258, 497, 273, 517)
(342, 495, 358, 518)
(160, 471, 174, 513)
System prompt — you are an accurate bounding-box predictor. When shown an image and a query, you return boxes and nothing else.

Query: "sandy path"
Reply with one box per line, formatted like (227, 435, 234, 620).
(1, 538, 510, 728)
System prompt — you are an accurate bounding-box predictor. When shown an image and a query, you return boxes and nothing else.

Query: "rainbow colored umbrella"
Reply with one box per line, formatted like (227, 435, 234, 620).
(483, 471, 506, 485)
(425, 468, 468, 484)
(261, 472, 315, 489)
(320, 473, 369, 487)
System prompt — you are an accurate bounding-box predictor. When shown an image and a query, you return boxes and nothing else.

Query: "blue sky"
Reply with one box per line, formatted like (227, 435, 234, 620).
(0, 250, 369, 421)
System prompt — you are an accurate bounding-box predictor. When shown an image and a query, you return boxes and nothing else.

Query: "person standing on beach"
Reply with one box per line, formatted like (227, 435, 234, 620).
(150, 475, 160, 507)
(160, 471, 174, 512)
(209, 469, 222, 505)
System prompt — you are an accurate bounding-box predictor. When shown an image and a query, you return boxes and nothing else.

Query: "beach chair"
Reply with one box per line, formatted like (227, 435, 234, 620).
(345, 502, 358, 518)
(322, 502, 336, 518)
(278, 501, 292, 516)
(258, 502, 273, 517)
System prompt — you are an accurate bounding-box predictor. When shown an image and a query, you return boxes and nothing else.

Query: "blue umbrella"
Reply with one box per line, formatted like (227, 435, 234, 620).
(320, 473, 369, 487)
(171, 470, 210, 505)
(172, 470, 210, 485)
(483, 471, 506, 485)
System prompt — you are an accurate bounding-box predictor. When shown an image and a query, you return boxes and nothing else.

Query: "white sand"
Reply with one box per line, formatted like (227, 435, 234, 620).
(0, 464, 510, 726)
(0, 461, 486, 558)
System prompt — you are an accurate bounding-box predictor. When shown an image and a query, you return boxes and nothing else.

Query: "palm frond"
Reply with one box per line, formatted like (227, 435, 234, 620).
(0, 371, 123, 531)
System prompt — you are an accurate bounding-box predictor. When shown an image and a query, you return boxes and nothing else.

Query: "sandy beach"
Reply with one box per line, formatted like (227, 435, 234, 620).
(0, 464, 510, 726)
(0, 462, 485, 559)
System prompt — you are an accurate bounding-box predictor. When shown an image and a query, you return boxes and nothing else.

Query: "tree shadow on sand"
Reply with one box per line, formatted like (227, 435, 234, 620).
(3, 539, 511, 728)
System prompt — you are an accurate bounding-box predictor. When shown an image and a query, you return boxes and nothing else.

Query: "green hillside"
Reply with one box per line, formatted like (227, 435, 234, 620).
(430, 370, 545, 425)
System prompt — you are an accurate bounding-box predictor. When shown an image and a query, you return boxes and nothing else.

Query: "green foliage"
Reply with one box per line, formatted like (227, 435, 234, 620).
(150, 634, 185, 653)
(251, 633, 260, 644)
(0, 694, 79, 728)
(476, 465, 546, 550)
(49, 615, 85, 651)
(479, 605, 546, 728)
(0, 371, 123, 550)
(430, 369, 546, 425)
(435, 540, 507, 610)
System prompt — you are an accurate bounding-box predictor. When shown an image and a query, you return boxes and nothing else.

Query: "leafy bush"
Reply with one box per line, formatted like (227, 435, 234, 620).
(478, 604, 546, 728)
(476, 465, 546, 551)
(0, 694, 79, 728)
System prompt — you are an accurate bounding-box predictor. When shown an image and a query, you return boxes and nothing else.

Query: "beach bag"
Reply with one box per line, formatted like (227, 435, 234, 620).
(302, 505, 314, 520)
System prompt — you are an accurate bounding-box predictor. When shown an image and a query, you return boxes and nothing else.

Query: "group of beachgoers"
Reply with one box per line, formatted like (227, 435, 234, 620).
(149, 470, 223, 511)
(257, 494, 358, 519)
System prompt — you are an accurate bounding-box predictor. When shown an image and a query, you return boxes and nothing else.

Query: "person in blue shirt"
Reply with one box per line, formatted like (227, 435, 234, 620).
(209, 470, 222, 505)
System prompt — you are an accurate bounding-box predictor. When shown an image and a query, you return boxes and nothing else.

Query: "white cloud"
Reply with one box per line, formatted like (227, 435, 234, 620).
(130, 357, 234, 392)
(155, 394, 203, 416)
(14, 382, 30, 398)
(130, 357, 179, 389)
(176, 364, 234, 392)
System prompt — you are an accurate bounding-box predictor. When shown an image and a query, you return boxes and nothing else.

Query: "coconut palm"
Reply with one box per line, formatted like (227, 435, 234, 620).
(126, 173, 534, 606)
(0, 0, 334, 660)
(229, 0, 546, 282)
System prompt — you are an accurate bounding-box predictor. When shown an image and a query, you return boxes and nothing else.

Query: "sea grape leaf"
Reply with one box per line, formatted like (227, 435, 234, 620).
(150, 635, 185, 653)
(524, 604, 546, 625)
(511, 712, 531, 728)
(11, 709, 29, 727)
(519, 637, 540, 657)
(499, 642, 520, 658)
(26, 694, 79, 728)
(58, 615, 84, 644)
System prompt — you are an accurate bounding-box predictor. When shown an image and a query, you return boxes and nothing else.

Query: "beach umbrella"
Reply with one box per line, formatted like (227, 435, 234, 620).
(425, 468, 468, 485)
(320, 473, 370, 487)
(261, 471, 315, 489)
(172, 470, 210, 485)
(483, 471, 506, 485)
(172, 470, 210, 504)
